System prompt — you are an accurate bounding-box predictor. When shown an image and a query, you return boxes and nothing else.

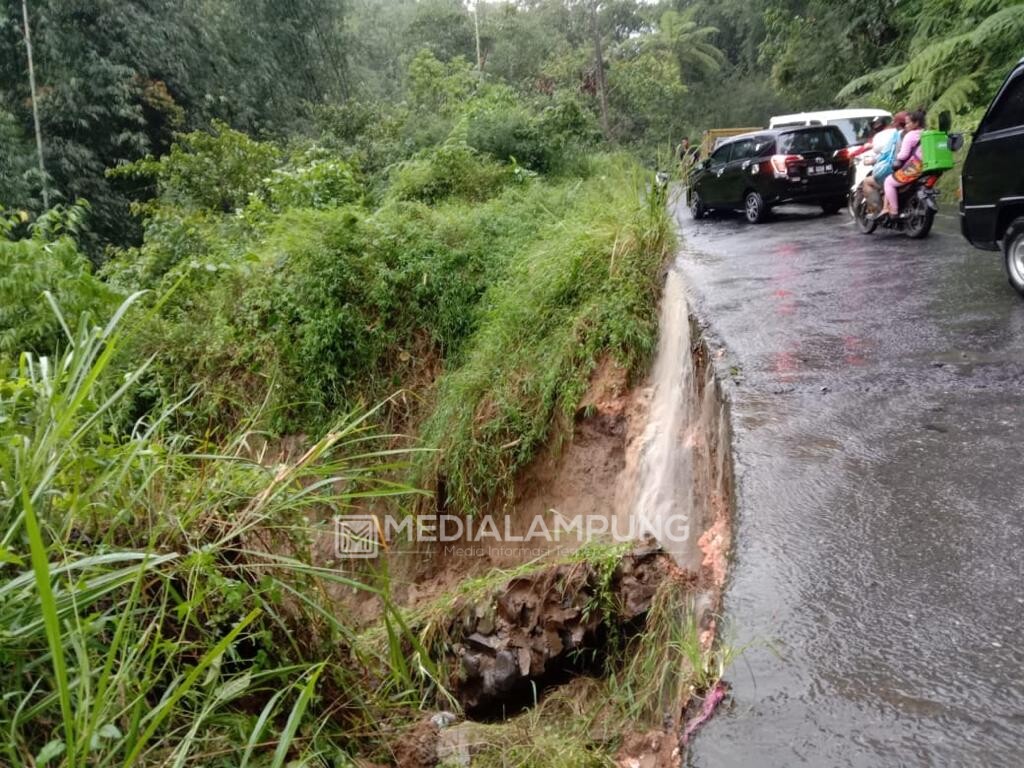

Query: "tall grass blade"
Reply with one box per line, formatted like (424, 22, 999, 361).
(271, 663, 325, 768)
(122, 608, 260, 766)
(240, 686, 290, 768)
(20, 483, 77, 768)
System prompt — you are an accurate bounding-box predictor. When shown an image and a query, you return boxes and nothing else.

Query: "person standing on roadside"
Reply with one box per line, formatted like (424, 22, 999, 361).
(677, 136, 690, 160)
(678, 136, 700, 182)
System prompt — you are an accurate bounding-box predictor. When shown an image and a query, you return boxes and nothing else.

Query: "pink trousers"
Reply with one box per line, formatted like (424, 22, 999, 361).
(883, 174, 903, 213)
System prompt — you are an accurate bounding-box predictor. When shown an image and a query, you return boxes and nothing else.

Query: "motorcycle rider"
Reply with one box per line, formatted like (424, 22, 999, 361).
(880, 109, 926, 219)
(857, 112, 907, 213)
(850, 116, 890, 163)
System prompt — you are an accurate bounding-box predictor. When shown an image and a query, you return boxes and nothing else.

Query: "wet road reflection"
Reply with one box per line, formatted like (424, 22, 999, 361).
(675, 201, 1024, 767)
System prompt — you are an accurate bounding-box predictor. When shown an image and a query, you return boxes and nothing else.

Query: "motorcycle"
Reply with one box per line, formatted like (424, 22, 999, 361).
(852, 171, 944, 239)
(851, 128, 964, 239)
(847, 150, 877, 216)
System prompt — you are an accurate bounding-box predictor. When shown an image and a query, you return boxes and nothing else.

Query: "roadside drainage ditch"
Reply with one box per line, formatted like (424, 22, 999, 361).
(442, 265, 737, 745)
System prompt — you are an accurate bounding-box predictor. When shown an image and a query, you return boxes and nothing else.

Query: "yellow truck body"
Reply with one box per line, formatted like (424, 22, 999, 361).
(699, 127, 762, 159)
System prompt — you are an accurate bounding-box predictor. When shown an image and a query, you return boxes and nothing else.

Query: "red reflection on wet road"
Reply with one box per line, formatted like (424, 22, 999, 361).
(770, 242, 802, 377)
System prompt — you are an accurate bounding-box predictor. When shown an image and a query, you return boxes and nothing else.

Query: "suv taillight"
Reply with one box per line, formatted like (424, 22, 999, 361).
(770, 154, 803, 178)
(833, 147, 850, 162)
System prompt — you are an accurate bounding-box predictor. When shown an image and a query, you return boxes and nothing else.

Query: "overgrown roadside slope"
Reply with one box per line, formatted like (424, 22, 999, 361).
(1, 123, 727, 765)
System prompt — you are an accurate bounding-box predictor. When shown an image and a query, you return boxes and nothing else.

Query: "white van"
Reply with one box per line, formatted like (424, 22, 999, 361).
(768, 108, 892, 145)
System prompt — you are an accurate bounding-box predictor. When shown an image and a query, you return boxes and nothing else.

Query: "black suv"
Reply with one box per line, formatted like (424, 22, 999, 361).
(960, 57, 1024, 296)
(688, 125, 852, 224)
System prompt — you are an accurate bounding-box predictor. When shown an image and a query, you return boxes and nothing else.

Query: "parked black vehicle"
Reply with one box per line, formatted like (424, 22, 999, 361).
(960, 57, 1024, 296)
(688, 126, 853, 224)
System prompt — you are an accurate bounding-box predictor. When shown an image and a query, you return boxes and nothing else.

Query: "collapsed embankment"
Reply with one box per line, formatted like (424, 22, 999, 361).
(374, 261, 738, 767)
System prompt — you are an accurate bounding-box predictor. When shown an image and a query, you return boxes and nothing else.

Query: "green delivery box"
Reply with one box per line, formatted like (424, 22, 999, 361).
(920, 130, 955, 172)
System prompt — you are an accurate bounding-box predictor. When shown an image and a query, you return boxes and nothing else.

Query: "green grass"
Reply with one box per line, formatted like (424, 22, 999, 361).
(611, 579, 738, 729)
(1, 152, 684, 765)
(465, 680, 620, 767)
(0, 295, 434, 766)
(417, 156, 673, 514)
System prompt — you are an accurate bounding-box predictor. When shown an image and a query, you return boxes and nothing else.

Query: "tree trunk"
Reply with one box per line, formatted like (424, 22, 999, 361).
(590, 2, 611, 142)
(21, 0, 48, 208)
(473, 1, 483, 72)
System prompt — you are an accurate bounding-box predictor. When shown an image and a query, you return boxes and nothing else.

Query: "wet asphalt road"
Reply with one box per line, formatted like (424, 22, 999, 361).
(671, 198, 1024, 767)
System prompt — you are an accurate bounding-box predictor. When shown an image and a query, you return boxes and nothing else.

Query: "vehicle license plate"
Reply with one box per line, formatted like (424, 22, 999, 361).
(808, 164, 833, 176)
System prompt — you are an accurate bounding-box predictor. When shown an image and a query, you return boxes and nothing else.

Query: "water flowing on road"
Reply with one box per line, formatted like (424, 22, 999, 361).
(628, 255, 734, 582)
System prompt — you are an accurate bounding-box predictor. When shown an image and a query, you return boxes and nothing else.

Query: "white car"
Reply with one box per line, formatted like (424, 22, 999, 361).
(769, 108, 892, 146)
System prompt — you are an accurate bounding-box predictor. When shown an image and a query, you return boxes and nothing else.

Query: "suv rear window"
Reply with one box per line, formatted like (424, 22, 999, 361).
(752, 137, 775, 156)
(777, 127, 846, 154)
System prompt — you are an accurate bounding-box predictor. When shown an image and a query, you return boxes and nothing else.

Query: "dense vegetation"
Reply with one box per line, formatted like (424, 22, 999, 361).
(2, 0, 1022, 764)
(5, 0, 1022, 255)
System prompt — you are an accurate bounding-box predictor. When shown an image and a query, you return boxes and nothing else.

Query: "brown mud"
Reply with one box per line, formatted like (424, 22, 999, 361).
(384, 266, 736, 767)
(330, 353, 655, 625)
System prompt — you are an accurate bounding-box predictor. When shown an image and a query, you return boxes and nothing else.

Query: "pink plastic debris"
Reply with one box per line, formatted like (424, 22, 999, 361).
(681, 681, 728, 745)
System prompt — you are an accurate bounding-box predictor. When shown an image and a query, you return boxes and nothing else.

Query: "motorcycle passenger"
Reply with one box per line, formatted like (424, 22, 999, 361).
(860, 111, 907, 213)
(881, 109, 926, 219)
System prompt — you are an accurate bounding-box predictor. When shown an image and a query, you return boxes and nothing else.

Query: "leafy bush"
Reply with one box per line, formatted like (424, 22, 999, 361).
(265, 150, 363, 211)
(417, 156, 672, 513)
(466, 94, 549, 169)
(313, 100, 419, 181)
(0, 206, 120, 356)
(389, 141, 510, 204)
(466, 89, 599, 172)
(101, 206, 255, 289)
(128, 186, 534, 431)
(105, 131, 365, 289)
(239, 208, 389, 421)
(110, 121, 281, 214)
(407, 49, 477, 116)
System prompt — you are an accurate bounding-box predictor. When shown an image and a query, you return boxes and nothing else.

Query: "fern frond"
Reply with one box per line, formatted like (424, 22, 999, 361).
(962, 0, 1024, 16)
(837, 65, 903, 101)
(895, 32, 974, 90)
(910, 0, 966, 51)
(678, 46, 724, 75)
(931, 73, 982, 115)
(969, 4, 1024, 48)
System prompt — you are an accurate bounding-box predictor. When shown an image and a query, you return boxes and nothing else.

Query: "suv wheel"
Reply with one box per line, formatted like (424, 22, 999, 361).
(744, 190, 767, 224)
(689, 189, 706, 219)
(821, 197, 845, 215)
(1003, 217, 1024, 297)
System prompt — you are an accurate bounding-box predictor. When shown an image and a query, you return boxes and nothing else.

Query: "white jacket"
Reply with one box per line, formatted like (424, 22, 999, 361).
(862, 127, 898, 165)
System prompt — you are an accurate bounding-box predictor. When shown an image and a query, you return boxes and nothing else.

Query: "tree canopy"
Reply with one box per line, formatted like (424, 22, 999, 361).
(2, 0, 1022, 251)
